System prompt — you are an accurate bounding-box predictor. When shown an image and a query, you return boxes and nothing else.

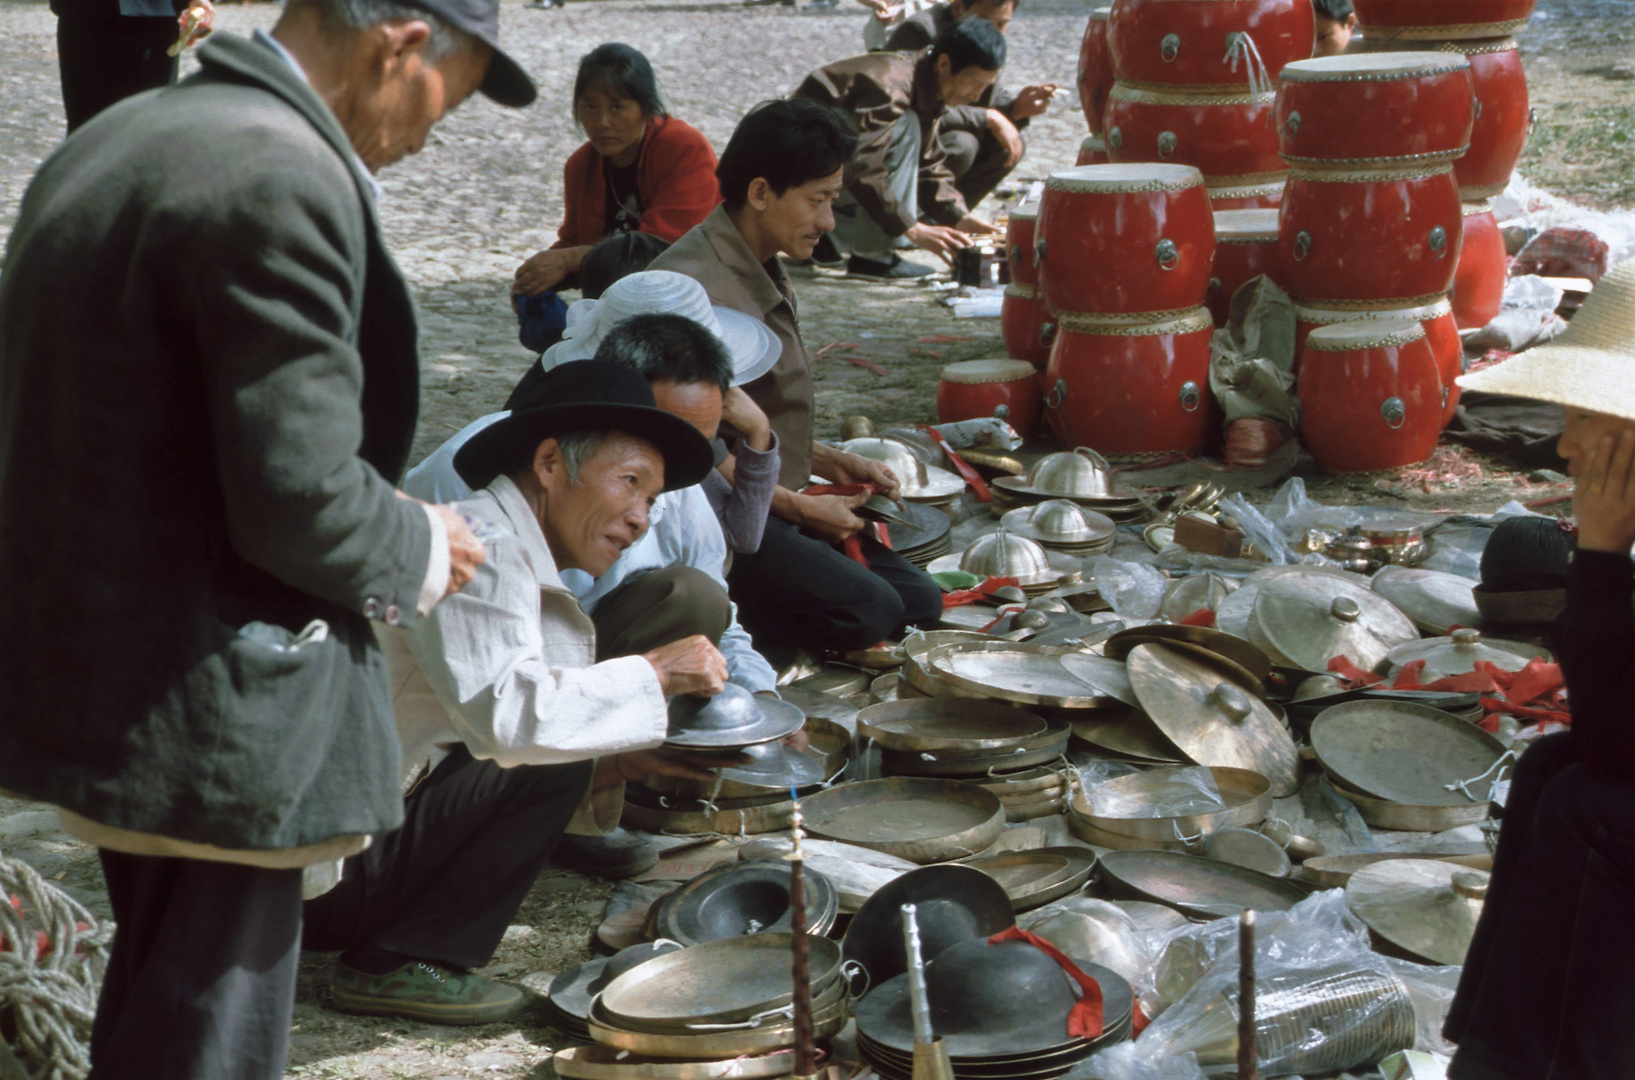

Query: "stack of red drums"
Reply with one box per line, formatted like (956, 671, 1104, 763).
(936, 359, 1044, 440)
(1077, 7, 1115, 137)
(1001, 200, 1053, 368)
(1209, 208, 1281, 324)
(1352, 1, 1537, 329)
(1035, 164, 1217, 456)
(1275, 51, 1475, 471)
(1100, 0, 1313, 212)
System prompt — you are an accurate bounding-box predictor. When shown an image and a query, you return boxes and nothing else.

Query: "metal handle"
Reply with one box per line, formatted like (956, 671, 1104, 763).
(1034, 237, 1048, 262)
(1074, 447, 1111, 471)
(1283, 111, 1301, 137)
(993, 403, 1011, 421)
(1473, 97, 1483, 121)
(1330, 596, 1361, 623)
(1429, 225, 1449, 258)
(1179, 381, 1201, 412)
(1292, 230, 1312, 262)
(1157, 130, 1178, 158)
(1381, 396, 1406, 429)
(1156, 238, 1180, 271)
(1160, 33, 1180, 62)
(1009, 243, 1025, 267)
(1039, 320, 1056, 348)
(1107, 126, 1123, 150)
(1046, 377, 1068, 409)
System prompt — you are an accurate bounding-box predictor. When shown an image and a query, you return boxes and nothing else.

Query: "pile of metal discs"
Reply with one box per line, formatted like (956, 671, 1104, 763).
(998, 499, 1117, 557)
(927, 530, 1084, 599)
(583, 934, 851, 1059)
(987, 449, 1147, 523)
(841, 436, 967, 515)
(1066, 764, 1272, 852)
(886, 500, 955, 568)
(965, 847, 1098, 911)
(650, 861, 840, 947)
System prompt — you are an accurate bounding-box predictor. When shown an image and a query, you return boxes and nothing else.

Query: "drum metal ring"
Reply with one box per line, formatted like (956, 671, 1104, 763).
(1179, 382, 1201, 412)
(1429, 226, 1448, 257)
(1284, 111, 1302, 136)
(1034, 237, 1048, 262)
(1156, 238, 1180, 270)
(1046, 378, 1069, 409)
(1039, 321, 1057, 348)
(1381, 397, 1407, 429)
(1107, 126, 1123, 150)
(1292, 231, 1312, 262)
(1157, 131, 1178, 158)
(1160, 33, 1180, 62)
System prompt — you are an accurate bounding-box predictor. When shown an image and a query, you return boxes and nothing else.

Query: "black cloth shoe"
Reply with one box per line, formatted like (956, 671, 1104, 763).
(846, 253, 936, 280)
(810, 234, 845, 267)
(552, 828, 659, 880)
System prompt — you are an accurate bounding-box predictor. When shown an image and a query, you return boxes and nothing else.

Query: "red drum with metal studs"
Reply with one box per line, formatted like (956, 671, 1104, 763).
(1006, 202, 1039, 287)
(1299, 320, 1443, 472)
(1079, 6, 1115, 133)
(936, 359, 1045, 440)
(1209, 173, 1285, 210)
(1275, 53, 1475, 167)
(1107, 0, 1315, 86)
(1449, 38, 1530, 199)
(1294, 297, 1461, 425)
(1044, 308, 1214, 455)
(1036, 164, 1216, 315)
(1279, 163, 1462, 305)
(1452, 201, 1505, 330)
(1077, 134, 1110, 166)
(1002, 283, 1055, 369)
(1105, 84, 1282, 177)
(1351, 0, 1536, 41)
(1210, 209, 1281, 324)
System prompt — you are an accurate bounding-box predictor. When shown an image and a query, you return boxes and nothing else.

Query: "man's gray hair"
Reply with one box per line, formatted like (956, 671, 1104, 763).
(555, 431, 608, 486)
(299, 0, 476, 61)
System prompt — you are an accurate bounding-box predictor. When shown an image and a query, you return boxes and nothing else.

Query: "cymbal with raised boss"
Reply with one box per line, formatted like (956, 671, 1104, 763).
(1247, 570, 1419, 672)
(1370, 564, 1483, 635)
(664, 683, 806, 751)
(1310, 699, 1510, 808)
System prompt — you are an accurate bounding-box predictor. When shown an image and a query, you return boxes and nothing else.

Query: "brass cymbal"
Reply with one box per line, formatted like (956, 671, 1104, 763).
(1068, 709, 1189, 763)
(1311, 700, 1509, 807)
(1371, 565, 1483, 635)
(1346, 860, 1489, 966)
(1103, 624, 1273, 683)
(1125, 643, 1301, 796)
(1249, 571, 1418, 672)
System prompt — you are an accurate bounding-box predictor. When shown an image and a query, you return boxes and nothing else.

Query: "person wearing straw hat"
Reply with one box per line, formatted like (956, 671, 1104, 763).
(303, 356, 745, 1025)
(1443, 260, 1635, 1079)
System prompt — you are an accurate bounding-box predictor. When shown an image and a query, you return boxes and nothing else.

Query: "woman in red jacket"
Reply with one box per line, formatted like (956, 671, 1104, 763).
(514, 44, 721, 296)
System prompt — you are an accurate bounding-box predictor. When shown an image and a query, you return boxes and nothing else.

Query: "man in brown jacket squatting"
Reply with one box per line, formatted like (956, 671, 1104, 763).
(793, 18, 1006, 279)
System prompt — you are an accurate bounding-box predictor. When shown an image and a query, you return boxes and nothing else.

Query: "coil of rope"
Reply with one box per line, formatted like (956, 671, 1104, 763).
(0, 851, 112, 1080)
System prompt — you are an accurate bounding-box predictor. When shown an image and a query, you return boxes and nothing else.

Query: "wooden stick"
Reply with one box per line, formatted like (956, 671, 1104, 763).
(789, 805, 815, 1079)
(1238, 910, 1258, 1080)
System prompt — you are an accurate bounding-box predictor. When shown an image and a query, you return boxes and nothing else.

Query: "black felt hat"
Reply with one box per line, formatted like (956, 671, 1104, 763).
(452, 359, 714, 492)
(394, 0, 536, 107)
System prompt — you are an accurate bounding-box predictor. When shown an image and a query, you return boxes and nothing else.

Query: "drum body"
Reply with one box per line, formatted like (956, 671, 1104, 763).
(1351, 0, 1536, 40)
(1108, 0, 1315, 86)
(1208, 174, 1285, 210)
(1002, 283, 1055, 369)
(1037, 164, 1216, 315)
(1210, 209, 1281, 324)
(1452, 202, 1505, 331)
(1079, 8, 1115, 134)
(1276, 54, 1475, 166)
(1456, 40, 1529, 198)
(1299, 321, 1443, 472)
(1105, 85, 1282, 178)
(1077, 135, 1110, 166)
(1044, 309, 1214, 455)
(1007, 206, 1039, 287)
(1294, 298, 1458, 425)
(1280, 166, 1462, 304)
(937, 359, 1044, 440)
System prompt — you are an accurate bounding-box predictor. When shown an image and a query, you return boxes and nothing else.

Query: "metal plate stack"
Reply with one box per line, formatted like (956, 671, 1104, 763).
(999, 500, 1118, 557)
(964, 847, 1097, 911)
(649, 861, 840, 947)
(586, 935, 850, 1059)
(972, 764, 1077, 823)
(1066, 765, 1272, 852)
(798, 777, 1008, 864)
(884, 500, 955, 568)
(927, 531, 1085, 598)
(989, 476, 1146, 523)
(1309, 700, 1509, 831)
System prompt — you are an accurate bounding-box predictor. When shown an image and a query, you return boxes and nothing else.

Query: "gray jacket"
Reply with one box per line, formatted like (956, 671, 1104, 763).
(0, 34, 432, 850)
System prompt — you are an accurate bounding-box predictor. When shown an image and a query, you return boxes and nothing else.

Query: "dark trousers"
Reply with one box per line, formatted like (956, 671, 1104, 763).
(90, 852, 302, 1080)
(727, 514, 944, 664)
(301, 565, 728, 969)
(1446, 732, 1635, 1079)
(941, 127, 1019, 211)
(56, 13, 178, 132)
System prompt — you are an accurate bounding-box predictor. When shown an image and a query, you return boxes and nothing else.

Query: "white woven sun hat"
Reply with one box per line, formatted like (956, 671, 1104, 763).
(539, 270, 781, 385)
(1458, 260, 1635, 421)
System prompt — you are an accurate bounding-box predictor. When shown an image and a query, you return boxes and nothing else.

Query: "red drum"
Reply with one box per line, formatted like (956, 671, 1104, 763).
(1451, 38, 1530, 199)
(1044, 309, 1215, 455)
(1078, 7, 1115, 134)
(936, 359, 1044, 440)
(1276, 54, 1475, 166)
(1036, 164, 1215, 316)
(1351, 0, 1536, 40)
(1108, 0, 1315, 87)
(1208, 172, 1285, 209)
(1452, 201, 1506, 330)
(1294, 296, 1460, 424)
(1280, 164, 1463, 305)
(1210, 209, 1281, 324)
(1001, 282, 1055, 369)
(1077, 134, 1109, 166)
(1104, 84, 1282, 179)
(1298, 320, 1443, 472)
(1006, 202, 1038, 287)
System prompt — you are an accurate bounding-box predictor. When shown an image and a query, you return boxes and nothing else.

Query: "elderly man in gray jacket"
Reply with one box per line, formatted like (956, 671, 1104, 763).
(0, 0, 532, 1075)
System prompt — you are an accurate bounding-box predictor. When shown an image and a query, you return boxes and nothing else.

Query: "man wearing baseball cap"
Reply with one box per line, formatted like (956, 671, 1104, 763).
(0, 0, 533, 1075)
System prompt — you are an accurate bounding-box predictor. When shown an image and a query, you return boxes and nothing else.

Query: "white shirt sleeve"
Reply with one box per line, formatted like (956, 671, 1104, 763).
(416, 502, 451, 617)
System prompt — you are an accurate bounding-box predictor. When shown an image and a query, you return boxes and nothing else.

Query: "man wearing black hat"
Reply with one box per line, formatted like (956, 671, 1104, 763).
(302, 356, 739, 1025)
(0, 0, 533, 1075)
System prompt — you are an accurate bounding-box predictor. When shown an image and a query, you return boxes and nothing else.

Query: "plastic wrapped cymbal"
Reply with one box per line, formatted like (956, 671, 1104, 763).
(1371, 565, 1483, 635)
(1097, 850, 1308, 920)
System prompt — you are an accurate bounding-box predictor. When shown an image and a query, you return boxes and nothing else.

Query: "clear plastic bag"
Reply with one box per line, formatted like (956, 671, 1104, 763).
(1087, 766, 1226, 820)
(1070, 1042, 1209, 1080)
(1216, 492, 1298, 565)
(1023, 899, 1160, 1005)
(1381, 957, 1462, 1057)
(1261, 477, 1364, 538)
(1090, 556, 1168, 620)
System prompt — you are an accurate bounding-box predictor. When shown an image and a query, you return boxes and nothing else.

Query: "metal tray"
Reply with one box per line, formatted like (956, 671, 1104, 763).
(597, 933, 841, 1028)
(858, 698, 1048, 752)
(1069, 766, 1271, 841)
(1299, 849, 1492, 889)
(799, 777, 1006, 863)
(1311, 700, 1509, 807)
(927, 642, 1119, 709)
(1096, 850, 1309, 920)
(587, 992, 848, 1058)
(1327, 777, 1495, 832)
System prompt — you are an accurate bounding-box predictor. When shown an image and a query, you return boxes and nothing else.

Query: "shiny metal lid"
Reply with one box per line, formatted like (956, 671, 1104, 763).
(1249, 570, 1418, 671)
(1385, 628, 1551, 682)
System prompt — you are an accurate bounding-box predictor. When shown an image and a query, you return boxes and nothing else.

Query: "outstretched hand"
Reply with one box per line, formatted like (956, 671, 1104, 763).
(1574, 426, 1635, 554)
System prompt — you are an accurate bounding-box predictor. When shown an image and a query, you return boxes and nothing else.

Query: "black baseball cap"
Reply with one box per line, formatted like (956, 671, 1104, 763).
(396, 0, 536, 107)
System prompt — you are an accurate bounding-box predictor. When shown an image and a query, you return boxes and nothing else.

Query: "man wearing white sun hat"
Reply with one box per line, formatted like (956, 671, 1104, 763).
(1443, 260, 1635, 1079)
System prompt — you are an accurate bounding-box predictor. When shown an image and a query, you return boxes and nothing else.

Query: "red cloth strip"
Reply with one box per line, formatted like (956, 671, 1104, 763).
(987, 926, 1105, 1038)
(918, 426, 991, 503)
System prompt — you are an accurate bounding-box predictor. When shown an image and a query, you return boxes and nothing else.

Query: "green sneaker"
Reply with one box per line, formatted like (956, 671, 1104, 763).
(329, 958, 525, 1025)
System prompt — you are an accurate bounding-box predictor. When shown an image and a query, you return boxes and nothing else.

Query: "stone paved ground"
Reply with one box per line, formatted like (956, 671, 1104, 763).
(0, 0, 1631, 1075)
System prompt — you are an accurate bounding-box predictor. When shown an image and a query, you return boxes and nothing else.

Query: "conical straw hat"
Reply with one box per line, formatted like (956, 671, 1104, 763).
(1458, 260, 1635, 421)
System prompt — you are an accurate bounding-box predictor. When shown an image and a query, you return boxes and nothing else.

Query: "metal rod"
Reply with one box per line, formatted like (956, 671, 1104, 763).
(902, 904, 934, 1046)
(788, 804, 815, 1079)
(1237, 910, 1258, 1080)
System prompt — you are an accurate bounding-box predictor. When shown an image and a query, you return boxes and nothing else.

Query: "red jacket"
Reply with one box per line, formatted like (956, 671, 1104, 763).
(552, 116, 721, 249)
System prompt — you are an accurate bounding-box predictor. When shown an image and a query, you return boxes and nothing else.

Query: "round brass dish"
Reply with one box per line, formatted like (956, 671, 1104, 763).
(799, 777, 1007, 863)
(858, 698, 1048, 751)
(1069, 765, 1272, 842)
(927, 641, 1123, 709)
(1311, 700, 1509, 807)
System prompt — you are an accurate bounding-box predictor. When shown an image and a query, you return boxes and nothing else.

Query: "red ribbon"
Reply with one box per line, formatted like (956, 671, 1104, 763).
(987, 926, 1105, 1038)
(942, 576, 1021, 610)
(803, 483, 891, 566)
(1324, 655, 1569, 733)
(1177, 607, 1216, 628)
(919, 426, 992, 503)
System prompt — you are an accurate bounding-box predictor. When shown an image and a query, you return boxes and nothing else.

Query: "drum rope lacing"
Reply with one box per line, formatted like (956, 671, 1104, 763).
(0, 850, 113, 1080)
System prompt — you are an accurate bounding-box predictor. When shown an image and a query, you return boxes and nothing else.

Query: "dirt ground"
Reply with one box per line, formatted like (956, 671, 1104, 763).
(0, 0, 1631, 1075)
